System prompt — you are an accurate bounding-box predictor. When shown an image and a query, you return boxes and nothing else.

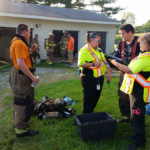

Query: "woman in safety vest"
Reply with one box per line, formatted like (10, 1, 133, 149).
(110, 33, 150, 150)
(78, 32, 106, 114)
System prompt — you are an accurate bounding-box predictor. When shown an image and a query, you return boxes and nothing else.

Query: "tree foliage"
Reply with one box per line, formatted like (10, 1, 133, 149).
(73, 0, 85, 9)
(114, 12, 136, 34)
(14, 0, 38, 4)
(115, 34, 122, 44)
(121, 12, 136, 25)
(90, 0, 122, 17)
(13, 0, 85, 8)
(135, 19, 150, 33)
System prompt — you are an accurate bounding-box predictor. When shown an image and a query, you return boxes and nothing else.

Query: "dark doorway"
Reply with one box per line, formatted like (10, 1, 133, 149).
(0, 27, 33, 60)
(53, 30, 78, 57)
(88, 31, 106, 54)
(0, 27, 16, 59)
(53, 30, 64, 57)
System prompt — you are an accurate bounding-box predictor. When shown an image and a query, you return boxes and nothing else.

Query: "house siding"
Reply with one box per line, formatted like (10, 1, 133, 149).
(0, 16, 116, 60)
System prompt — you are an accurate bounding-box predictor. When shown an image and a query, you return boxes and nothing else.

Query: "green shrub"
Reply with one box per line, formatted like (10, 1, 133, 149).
(115, 35, 122, 44)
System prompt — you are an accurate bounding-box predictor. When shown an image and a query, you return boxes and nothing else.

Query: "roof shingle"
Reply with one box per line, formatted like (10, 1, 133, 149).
(0, 0, 119, 23)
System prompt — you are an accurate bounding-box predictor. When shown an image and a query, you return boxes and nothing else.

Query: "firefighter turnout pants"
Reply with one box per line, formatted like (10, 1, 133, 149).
(9, 67, 34, 135)
(47, 49, 54, 63)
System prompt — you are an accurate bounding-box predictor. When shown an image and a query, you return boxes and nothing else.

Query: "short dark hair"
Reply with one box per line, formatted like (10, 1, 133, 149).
(68, 33, 72, 36)
(16, 24, 28, 35)
(86, 32, 101, 43)
(120, 24, 134, 34)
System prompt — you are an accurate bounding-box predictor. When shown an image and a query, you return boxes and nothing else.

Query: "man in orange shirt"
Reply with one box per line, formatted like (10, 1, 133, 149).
(67, 33, 74, 65)
(9, 24, 39, 137)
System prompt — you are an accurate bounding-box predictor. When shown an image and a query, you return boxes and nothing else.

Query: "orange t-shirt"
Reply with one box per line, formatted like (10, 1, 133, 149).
(10, 37, 32, 69)
(68, 37, 74, 51)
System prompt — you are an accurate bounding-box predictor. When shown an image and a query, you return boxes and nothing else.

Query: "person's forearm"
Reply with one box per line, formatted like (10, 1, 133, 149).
(114, 62, 132, 74)
(17, 60, 35, 81)
(30, 43, 38, 54)
(108, 67, 113, 74)
(80, 62, 94, 68)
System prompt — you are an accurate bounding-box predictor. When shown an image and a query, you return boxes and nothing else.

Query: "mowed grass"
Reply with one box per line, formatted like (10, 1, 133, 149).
(0, 73, 150, 150)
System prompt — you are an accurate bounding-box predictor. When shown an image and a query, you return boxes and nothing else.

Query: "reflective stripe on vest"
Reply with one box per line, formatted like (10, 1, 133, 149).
(121, 73, 150, 102)
(120, 74, 136, 94)
(135, 74, 150, 102)
(89, 62, 105, 76)
(87, 46, 103, 76)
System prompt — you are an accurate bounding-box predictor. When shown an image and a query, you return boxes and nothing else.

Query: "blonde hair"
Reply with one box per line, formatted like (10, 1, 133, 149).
(139, 33, 150, 50)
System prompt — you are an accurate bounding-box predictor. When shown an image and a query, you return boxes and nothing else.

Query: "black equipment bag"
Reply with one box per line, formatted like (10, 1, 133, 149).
(105, 54, 128, 71)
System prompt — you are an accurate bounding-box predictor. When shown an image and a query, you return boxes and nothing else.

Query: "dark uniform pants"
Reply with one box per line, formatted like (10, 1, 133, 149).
(80, 75, 104, 114)
(118, 74, 130, 118)
(129, 88, 146, 145)
(9, 67, 34, 131)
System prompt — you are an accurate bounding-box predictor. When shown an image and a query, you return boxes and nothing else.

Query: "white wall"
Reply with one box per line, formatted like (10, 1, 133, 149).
(0, 16, 116, 59)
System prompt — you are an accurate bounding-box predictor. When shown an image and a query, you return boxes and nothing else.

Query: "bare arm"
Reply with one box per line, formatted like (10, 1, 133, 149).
(70, 42, 74, 49)
(107, 67, 113, 81)
(110, 59, 132, 74)
(80, 61, 101, 68)
(30, 43, 38, 54)
(17, 58, 39, 83)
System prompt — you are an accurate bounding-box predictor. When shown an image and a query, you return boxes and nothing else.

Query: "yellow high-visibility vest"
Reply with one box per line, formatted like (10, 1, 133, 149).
(87, 45, 106, 77)
(121, 73, 150, 103)
(120, 74, 136, 94)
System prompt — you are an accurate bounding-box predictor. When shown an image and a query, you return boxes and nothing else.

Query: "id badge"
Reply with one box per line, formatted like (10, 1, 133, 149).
(96, 84, 100, 90)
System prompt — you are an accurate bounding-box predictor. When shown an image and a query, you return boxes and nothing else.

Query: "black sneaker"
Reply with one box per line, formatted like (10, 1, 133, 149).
(117, 117, 129, 123)
(16, 130, 39, 137)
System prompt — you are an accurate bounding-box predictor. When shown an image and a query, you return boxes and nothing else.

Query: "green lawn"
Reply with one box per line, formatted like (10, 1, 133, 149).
(0, 63, 150, 150)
